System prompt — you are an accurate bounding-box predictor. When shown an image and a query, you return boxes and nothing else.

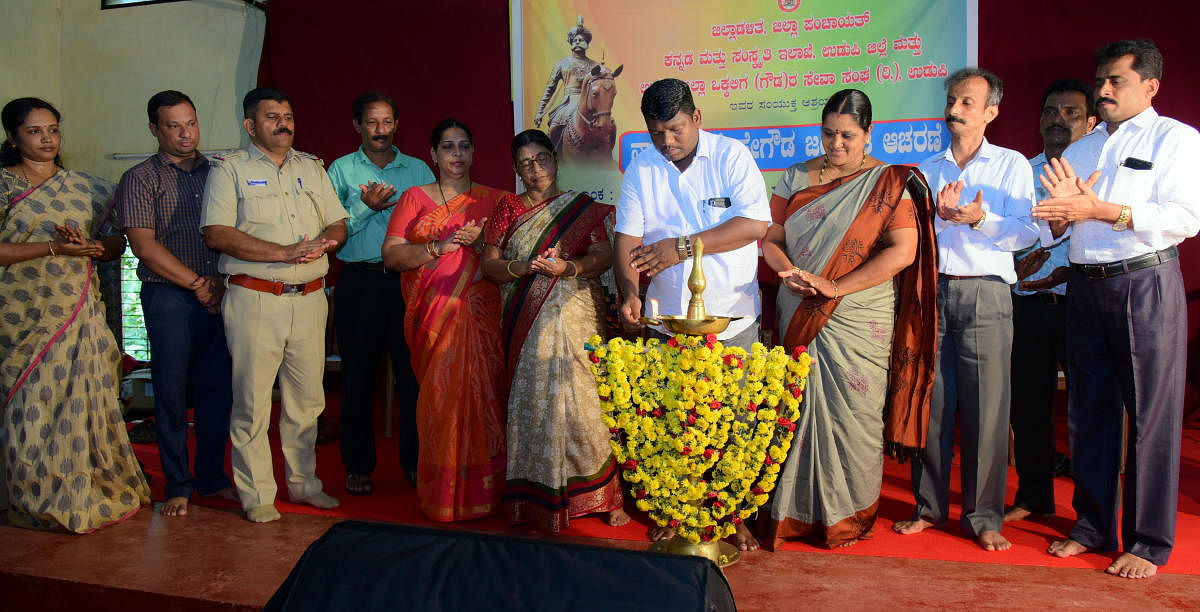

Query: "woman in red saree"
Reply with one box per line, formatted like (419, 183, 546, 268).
(383, 119, 509, 521)
(0, 98, 151, 532)
(480, 129, 627, 533)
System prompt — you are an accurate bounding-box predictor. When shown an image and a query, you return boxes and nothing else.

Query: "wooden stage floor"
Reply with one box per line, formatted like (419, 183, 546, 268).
(3, 504, 1199, 611)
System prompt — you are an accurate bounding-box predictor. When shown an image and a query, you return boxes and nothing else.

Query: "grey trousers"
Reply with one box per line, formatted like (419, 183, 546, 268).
(910, 276, 1013, 536)
(1065, 260, 1184, 566)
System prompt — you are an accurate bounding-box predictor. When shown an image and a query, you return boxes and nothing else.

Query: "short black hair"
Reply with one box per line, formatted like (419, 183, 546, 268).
(1040, 79, 1095, 116)
(821, 89, 872, 131)
(147, 90, 196, 125)
(510, 128, 554, 162)
(945, 67, 1004, 107)
(1, 97, 64, 167)
(351, 91, 397, 123)
(640, 79, 696, 122)
(1095, 38, 1163, 81)
(430, 118, 472, 148)
(243, 87, 290, 119)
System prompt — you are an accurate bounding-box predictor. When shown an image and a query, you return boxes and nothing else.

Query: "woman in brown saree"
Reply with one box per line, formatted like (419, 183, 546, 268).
(759, 89, 937, 549)
(0, 97, 151, 532)
(481, 129, 627, 533)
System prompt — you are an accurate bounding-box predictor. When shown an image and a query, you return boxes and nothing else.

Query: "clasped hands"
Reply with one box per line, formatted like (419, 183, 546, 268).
(510, 245, 570, 277)
(51, 224, 104, 258)
(189, 274, 224, 314)
(935, 181, 986, 225)
(282, 235, 339, 264)
(778, 267, 838, 298)
(359, 181, 397, 211)
(1014, 246, 1068, 291)
(433, 218, 487, 257)
(1031, 157, 1106, 231)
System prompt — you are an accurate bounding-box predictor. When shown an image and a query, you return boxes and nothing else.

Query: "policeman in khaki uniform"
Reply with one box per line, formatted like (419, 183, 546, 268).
(201, 88, 349, 523)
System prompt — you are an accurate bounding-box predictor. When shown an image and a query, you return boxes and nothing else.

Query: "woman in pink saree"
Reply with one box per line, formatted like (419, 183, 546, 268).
(0, 97, 150, 532)
(383, 119, 509, 521)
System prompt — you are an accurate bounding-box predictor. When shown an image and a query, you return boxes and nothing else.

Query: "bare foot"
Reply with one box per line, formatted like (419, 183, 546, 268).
(160, 496, 189, 516)
(1003, 506, 1031, 522)
(892, 518, 934, 535)
(1106, 552, 1158, 579)
(835, 539, 858, 548)
(607, 507, 631, 527)
(201, 486, 238, 502)
(734, 522, 759, 551)
(977, 530, 1011, 551)
(1047, 538, 1088, 558)
(650, 526, 675, 541)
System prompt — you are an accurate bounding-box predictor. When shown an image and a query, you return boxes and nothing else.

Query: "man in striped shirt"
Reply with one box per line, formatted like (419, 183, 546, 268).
(115, 90, 237, 517)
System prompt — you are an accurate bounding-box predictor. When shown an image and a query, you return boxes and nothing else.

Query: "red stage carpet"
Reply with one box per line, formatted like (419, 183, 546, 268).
(130, 396, 1200, 575)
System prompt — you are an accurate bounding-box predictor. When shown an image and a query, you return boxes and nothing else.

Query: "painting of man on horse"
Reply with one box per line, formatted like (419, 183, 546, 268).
(532, 16, 622, 164)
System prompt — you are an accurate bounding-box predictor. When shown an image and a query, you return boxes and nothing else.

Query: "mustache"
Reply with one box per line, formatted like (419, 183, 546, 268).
(1097, 97, 1118, 106)
(1046, 124, 1069, 132)
(945, 115, 966, 125)
(272, 127, 293, 135)
(371, 135, 389, 142)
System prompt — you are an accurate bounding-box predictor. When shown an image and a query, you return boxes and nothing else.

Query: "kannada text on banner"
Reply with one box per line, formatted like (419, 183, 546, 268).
(513, 0, 975, 201)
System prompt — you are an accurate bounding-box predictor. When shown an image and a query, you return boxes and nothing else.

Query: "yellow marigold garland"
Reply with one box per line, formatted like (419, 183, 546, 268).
(586, 332, 811, 544)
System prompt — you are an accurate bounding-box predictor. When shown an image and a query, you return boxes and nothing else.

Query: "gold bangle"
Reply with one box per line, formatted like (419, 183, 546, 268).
(426, 240, 441, 258)
(47, 241, 56, 256)
(566, 260, 579, 278)
(506, 259, 521, 278)
(831, 279, 839, 300)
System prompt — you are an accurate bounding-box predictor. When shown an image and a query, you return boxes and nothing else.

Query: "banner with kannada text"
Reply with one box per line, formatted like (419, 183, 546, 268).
(511, 0, 976, 202)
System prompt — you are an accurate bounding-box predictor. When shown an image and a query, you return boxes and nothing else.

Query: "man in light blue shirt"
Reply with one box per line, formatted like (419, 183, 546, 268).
(894, 68, 1037, 552)
(328, 91, 434, 495)
(1005, 79, 1095, 525)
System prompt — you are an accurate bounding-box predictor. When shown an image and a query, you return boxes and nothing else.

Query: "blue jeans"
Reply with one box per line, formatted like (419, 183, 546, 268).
(141, 282, 234, 499)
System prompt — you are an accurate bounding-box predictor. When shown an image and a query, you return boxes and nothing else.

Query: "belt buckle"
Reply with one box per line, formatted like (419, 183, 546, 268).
(279, 283, 300, 295)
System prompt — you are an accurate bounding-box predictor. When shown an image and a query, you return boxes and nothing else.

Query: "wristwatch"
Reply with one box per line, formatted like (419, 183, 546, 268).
(1112, 205, 1131, 231)
(969, 211, 986, 231)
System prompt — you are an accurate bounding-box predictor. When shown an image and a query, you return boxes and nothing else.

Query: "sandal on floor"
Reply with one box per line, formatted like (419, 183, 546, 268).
(346, 474, 373, 496)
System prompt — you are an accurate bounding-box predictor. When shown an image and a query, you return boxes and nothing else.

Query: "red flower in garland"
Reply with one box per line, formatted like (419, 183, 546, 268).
(608, 427, 620, 434)
(704, 333, 717, 348)
(723, 353, 743, 368)
(709, 400, 721, 411)
(778, 417, 796, 432)
(667, 337, 680, 348)
(732, 516, 743, 525)
(746, 402, 758, 413)
(707, 490, 718, 499)
(635, 488, 647, 499)
(764, 454, 774, 466)
(752, 486, 764, 495)
(651, 408, 663, 418)
(792, 345, 807, 359)
(681, 446, 692, 455)
(622, 459, 638, 471)
(589, 353, 600, 363)
(703, 448, 714, 459)
(669, 519, 680, 528)
(687, 414, 697, 425)
(713, 500, 724, 508)
(792, 385, 803, 398)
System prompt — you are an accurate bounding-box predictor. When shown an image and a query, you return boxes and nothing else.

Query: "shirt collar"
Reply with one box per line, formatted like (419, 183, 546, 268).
(941, 136, 996, 166)
(1030, 151, 1048, 165)
(247, 143, 295, 165)
(1095, 106, 1158, 136)
(153, 150, 209, 173)
(354, 145, 407, 169)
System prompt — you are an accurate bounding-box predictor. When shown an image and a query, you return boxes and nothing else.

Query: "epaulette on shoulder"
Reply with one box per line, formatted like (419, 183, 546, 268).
(294, 150, 323, 165)
(210, 150, 247, 163)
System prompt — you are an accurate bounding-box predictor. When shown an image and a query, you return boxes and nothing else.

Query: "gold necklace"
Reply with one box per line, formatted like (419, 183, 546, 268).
(818, 151, 867, 184)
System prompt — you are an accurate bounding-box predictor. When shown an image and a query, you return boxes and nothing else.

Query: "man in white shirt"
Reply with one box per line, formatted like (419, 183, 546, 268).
(614, 78, 770, 549)
(1036, 39, 1200, 579)
(894, 68, 1038, 551)
(1005, 79, 1096, 524)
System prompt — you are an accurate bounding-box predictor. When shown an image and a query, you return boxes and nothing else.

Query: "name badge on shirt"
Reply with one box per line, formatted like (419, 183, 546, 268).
(705, 197, 732, 208)
(1121, 157, 1153, 170)
(246, 179, 269, 186)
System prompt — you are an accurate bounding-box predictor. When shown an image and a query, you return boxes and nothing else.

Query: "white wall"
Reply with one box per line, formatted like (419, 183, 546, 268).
(0, 0, 265, 182)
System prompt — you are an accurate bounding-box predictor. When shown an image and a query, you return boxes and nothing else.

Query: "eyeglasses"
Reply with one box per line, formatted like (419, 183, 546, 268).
(516, 152, 554, 171)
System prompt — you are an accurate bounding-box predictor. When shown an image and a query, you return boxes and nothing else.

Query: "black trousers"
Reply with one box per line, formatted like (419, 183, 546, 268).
(334, 264, 419, 476)
(1009, 292, 1067, 514)
(1065, 260, 1185, 565)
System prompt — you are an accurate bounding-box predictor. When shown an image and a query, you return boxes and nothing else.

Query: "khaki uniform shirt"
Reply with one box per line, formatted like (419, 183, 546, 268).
(200, 144, 348, 283)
